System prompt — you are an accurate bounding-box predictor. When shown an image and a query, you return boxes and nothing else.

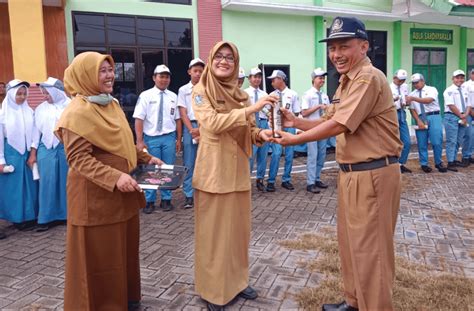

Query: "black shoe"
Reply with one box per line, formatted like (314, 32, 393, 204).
(421, 165, 432, 173)
(326, 146, 336, 154)
(143, 202, 155, 214)
(435, 162, 447, 173)
(266, 182, 276, 192)
(315, 180, 328, 188)
(256, 179, 265, 192)
(14, 220, 36, 231)
(400, 165, 412, 173)
(322, 301, 358, 311)
(238, 286, 258, 300)
(161, 200, 173, 212)
(447, 162, 458, 172)
(183, 197, 194, 209)
(281, 181, 294, 190)
(0, 231, 6, 240)
(470, 157, 474, 164)
(128, 300, 140, 311)
(453, 160, 462, 166)
(459, 158, 470, 167)
(306, 184, 320, 194)
(206, 301, 225, 311)
(35, 224, 49, 232)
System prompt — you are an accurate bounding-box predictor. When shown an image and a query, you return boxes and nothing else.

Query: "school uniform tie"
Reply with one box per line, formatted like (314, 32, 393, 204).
(317, 91, 323, 117)
(458, 87, 466, 113)
(157, 91, 164, 132)
(397, 86, 402, 108)
(254, 89, 259, 121)
(418, 89, 426, 121)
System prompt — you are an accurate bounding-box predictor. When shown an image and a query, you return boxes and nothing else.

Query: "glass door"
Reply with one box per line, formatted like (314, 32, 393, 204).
(110, 48, 138, 125)
(140, 49, 165, 92)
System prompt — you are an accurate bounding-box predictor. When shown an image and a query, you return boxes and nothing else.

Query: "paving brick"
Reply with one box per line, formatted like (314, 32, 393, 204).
(0, 159, 472, 309)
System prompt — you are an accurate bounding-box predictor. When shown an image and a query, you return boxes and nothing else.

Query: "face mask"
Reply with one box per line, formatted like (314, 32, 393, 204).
(87, 94, 114, 106)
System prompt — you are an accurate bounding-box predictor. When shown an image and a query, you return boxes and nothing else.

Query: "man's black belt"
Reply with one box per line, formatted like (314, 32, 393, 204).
(190, 120, 198, 122)
(259, 118, 268, 121)
(339, 156, 399, 172)
(425, 111, 440, 116)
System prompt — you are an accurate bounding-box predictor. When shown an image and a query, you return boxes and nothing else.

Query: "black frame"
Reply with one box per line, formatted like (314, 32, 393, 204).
(72, 11, 194, 94)
(468, 48, 474, 72)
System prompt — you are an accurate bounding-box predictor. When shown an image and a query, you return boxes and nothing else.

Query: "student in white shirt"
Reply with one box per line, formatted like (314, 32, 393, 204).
(244, 67, 268, 192)
(443, 70, 471, 170)
(177, 58, 205, 209)
(462, 68, 474, 163)
(390, 69, 411, 173)
(301, 68, 330, 193)
(406, 73, 447, 173)
(266, 70, 300, 191)
(238, 67, 246, 89)
(133, 65, 182, 212)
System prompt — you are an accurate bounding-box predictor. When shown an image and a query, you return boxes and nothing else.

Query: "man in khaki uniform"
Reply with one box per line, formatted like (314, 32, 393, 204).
(275, 17, 402, 311)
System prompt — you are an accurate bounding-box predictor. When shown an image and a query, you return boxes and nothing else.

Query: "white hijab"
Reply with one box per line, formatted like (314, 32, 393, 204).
(35, 86, 70, 149)
(0, 85, 35, 155)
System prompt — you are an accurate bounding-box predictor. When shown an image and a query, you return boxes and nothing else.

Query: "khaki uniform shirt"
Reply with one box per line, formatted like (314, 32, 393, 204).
(192, 92, 263, 193)
(331, 57, 402, 164)
(61, 129, 151, 226)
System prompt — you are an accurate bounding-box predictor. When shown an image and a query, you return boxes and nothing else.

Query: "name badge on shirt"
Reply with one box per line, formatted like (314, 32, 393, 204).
(149, 100, 157, 104)
(331, 98, 340, 104)
(170, 108, 175, 115)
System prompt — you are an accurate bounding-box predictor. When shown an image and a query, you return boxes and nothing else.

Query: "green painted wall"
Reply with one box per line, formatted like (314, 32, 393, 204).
(65, 0, 198, 62)
(400, 22, 462, 88)
(467, 28, 474, 48)
(323, 0, 392, 12)
(222, 10, 315, 96)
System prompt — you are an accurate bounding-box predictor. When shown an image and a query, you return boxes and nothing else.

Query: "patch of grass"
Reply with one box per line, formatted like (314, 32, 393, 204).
(280, 233, 474, 311)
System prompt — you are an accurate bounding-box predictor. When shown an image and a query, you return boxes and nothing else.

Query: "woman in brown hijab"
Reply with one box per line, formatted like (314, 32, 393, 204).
(192, 41, 276, 310)
(56, 52, 163, 310)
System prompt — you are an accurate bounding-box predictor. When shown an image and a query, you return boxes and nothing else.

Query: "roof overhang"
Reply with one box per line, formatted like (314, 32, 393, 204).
(221, 0, 474, 28)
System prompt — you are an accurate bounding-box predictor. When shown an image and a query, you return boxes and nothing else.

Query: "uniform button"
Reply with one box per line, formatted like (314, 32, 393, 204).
(233, 155, 237, 159)
(233, 141, 237, 145)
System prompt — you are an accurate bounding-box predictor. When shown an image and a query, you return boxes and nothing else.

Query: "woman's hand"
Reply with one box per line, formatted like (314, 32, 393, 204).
(26, 151, 37, 169)
(149, 157, 164, 166)
(116, 173, 142, 192)
(258, 129, 273, 141)
(247, 95, 278, 116)
(190, 128, 200, 139)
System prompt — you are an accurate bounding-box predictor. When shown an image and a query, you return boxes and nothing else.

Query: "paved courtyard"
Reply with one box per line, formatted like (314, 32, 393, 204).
(0, 156, 473, 310)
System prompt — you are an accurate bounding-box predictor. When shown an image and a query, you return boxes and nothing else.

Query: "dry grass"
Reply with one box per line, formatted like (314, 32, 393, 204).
(280, 233, 474, 311)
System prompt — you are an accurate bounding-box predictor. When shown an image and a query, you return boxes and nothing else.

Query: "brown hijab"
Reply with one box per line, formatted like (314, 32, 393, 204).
(193, 41, 253, 157)
(55, 52, 137, 171)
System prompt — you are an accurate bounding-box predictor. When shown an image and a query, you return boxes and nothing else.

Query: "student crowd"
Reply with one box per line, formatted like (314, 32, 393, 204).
(0, 61, 473, 241)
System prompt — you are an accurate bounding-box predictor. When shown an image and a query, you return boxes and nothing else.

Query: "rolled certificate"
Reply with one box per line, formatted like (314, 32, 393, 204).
(2, 165, 14, 173)
(271, 91, 283, 138)
(32, 163, 40, 180)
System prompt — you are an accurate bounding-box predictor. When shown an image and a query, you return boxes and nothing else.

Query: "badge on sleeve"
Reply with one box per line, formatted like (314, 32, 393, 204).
(195, 95, 203, 105)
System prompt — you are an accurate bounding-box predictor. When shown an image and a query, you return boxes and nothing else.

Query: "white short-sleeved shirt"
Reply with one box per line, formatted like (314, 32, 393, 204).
(177, 81, 196, 121)
(278, 87, 300, 114)
(462, 79, 474, 107)
(133, 87, 180, 136)
(301, 87, 330, 121)
(409, 85, 440, 114)
(244, 86, 268, 119)
(444, 84, 470, 113)
(390, 82, 409, 110)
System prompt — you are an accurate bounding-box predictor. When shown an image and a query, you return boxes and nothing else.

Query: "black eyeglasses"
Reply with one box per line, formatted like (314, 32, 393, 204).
(213, 53, 235, 64)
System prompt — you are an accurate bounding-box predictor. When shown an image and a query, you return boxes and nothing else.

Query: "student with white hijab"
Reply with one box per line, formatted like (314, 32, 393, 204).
(0, 79, 38, 230)
(33, 77, 70, 232)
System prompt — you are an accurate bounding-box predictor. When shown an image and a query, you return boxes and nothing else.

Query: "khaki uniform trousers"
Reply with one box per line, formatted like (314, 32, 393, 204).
(64, 215, 141, 311)
(337, 164, 401, 311)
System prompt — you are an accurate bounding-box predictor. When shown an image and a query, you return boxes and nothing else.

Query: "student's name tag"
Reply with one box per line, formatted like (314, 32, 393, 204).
(149, 101, 157, 104)
(171, 108, 175, 115)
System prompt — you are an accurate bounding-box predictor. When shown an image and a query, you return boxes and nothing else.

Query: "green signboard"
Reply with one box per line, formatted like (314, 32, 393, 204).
(410, 28, 453, 45)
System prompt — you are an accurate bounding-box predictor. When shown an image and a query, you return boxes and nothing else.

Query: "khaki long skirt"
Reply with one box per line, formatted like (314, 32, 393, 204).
(64, 215, 141, 311)
(194, 190, 251, 305)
